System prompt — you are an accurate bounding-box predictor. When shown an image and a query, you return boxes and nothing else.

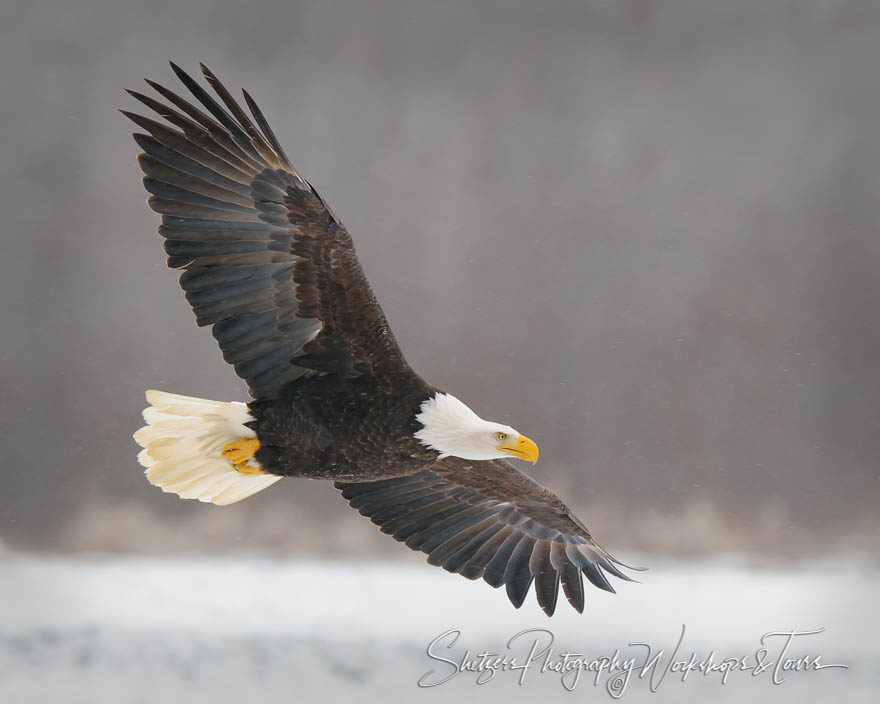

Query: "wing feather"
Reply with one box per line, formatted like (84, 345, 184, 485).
(504, 536, 537, 608)
(336, 457, 639, 614)
(126, 63, 409, 398)
(531, 542, 562, 616)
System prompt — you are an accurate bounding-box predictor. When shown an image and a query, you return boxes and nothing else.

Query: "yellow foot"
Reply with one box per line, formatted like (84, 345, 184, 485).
(222, 437, 264, 475)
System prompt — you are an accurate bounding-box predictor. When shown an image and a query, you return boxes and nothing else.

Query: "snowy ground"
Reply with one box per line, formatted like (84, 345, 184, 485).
(1, 550, 876, 703)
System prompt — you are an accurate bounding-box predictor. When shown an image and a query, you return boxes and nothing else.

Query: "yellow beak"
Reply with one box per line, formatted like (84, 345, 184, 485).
(496, 435, 540, 464)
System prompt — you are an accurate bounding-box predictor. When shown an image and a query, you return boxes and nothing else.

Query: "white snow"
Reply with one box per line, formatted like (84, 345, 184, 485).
(1, 550, 876, 703)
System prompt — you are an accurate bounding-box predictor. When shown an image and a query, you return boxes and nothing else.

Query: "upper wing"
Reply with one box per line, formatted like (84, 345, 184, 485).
(335, 457, 640, 615)
(124, 63, 407, 398)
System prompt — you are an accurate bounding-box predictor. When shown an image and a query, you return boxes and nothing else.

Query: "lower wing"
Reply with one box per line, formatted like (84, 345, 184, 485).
(335, 457, 641, 616)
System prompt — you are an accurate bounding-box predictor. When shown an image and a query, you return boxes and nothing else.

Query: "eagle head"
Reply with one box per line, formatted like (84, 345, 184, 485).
(413, 393, 539, 464)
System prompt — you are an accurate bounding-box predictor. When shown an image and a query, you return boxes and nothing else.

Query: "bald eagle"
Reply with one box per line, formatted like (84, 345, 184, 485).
(126, 63, 637, 616)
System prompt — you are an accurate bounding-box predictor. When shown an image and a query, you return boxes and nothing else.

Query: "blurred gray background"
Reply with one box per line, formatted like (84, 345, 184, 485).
(1, 0, 878, 559)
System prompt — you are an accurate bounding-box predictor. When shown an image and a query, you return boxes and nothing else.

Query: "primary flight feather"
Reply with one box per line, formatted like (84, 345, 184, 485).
(126, 62, 637, 616)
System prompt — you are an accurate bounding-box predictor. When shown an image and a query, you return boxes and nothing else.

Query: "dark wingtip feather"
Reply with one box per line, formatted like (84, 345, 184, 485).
(167, 62, 192, 90)
(534, 570, 560, 617)
(198, 63, 282, 168)
(169, 63, 241, 131)
(503, 536, 536, 609)
(560, 562, 585, 613)
(242, 89, 294, 171)
(610, 557, 649, 572)
(540, 592, 560, 616)
(602, 567, 642, 585)
(119, 109, 148, 129)
(583, 564, 616, 594)
(594, 553, 641, 582)
(506, 575, 534, 609)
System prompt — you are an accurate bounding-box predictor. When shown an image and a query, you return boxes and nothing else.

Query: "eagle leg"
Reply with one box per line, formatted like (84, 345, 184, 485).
(222, 438, 264, 474)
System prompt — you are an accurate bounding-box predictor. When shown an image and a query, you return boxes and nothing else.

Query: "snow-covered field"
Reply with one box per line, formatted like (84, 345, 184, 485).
(1, 550, 876, 703)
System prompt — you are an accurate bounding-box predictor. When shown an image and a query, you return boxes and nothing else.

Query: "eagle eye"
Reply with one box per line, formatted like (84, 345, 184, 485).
(495, 432, 507, 442)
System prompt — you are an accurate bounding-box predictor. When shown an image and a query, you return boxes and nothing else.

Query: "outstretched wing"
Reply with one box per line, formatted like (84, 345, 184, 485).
(335, 457, 639, 616)
(124, 63, 407, 398)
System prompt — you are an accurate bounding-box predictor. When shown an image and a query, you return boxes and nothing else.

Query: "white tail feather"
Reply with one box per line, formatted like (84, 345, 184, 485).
(134, 390, 282, 505)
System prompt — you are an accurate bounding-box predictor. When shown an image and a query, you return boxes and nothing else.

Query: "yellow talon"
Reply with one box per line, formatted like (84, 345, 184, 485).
(233, 460, 265, 475)
(222, 437, 263, 474)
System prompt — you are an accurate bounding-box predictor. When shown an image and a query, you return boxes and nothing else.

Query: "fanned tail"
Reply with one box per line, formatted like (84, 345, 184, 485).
(134, 390, 281, 505)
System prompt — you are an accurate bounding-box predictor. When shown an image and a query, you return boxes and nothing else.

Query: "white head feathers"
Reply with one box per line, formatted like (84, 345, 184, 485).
(414, 393, 535, 462)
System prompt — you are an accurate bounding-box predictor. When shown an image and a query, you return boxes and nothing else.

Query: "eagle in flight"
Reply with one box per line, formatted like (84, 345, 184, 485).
(126, 63, 637, 616)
